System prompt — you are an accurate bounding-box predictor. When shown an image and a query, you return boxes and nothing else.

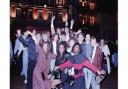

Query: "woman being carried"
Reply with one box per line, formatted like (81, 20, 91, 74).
(52, 43, 104, 89)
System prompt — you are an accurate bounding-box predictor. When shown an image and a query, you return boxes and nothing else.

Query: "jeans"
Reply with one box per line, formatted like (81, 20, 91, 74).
(91, 72, 100, 89)
(50, 59, 56, 72)
(83, 68, 92, 89)
(27, 59, 36, 89)
(112, 53, 118, 68)
(106, 57, 111, 74)
(21, 48, 28, 80)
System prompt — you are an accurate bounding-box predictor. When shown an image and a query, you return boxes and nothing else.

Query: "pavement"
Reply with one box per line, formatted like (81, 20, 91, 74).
(10, 62, 118, 89)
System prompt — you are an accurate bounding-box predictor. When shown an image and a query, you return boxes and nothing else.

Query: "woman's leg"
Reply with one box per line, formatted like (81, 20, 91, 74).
(52, 79, 61, 88)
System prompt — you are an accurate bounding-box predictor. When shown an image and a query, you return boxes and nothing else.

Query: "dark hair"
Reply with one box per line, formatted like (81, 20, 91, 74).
(91, 36, 97, 42)
(52, 32, 60, 41)
(57, 42, 68, 58)
(68, 37, 77, 47)
(41, 41, 50, 53)
(61, 31, 66, 36)
(100, 39, 105, 45)
(28, 34, 32, 38)
(53, 32, 59, 37)
(86, 33, 91, 37)
(72, 43, 82, 53)
(42, 31, 48, 35)
(77, 33, 84, 38)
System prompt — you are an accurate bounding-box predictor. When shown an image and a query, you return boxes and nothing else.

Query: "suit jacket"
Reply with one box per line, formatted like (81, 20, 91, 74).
(92, 46, 103, 70)
(19, 36, 37, 60)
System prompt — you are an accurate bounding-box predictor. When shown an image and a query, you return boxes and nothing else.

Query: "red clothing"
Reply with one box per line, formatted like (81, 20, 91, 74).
(59, 59, 98, 78)
(73, 72, 84, 78)
(92, 46, 103, 70)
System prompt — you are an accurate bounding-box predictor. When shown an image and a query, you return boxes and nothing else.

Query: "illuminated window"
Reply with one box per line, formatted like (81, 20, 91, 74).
(56, 0, 65, 6)
(79, 0, 87, 7)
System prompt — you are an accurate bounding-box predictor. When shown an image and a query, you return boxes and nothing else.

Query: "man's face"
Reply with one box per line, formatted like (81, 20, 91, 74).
(100, 39, 104, 45)
(78, 34, 84, 42)
(24, 31, 28, 37)
(61, 35, 66, 41)
(32, 30, 36, 35)
(42, 34, 48, 42)
(23, 32, 28, 39)
(57, 28, 61, 34)
(16, 29, 21, 36)
(85, 34, 91, 42)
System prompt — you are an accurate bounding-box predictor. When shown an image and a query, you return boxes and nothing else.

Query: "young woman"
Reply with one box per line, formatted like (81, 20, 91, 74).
(52, 42, 72, 89)
(50, 33, 60, 55)
(33, 42, 56, 89)
(67, 37, 76, 54)
(53, 43, 103, 89)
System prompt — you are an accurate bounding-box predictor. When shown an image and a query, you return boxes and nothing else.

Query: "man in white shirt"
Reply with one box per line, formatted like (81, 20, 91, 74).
(100, 39, 111, 74)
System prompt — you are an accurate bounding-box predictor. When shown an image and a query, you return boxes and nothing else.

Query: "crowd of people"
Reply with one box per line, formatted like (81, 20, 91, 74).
(10, 16, 118, 89)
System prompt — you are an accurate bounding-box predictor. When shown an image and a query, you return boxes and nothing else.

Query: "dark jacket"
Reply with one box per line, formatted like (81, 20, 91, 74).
(55, 52, 72, 80)
(19, 36, 37, 60)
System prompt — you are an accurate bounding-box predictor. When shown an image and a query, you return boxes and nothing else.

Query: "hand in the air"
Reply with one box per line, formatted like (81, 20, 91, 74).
(71, 19, 75, 24)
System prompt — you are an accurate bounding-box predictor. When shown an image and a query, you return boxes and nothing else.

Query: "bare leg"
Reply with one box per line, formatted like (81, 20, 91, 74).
(52, 79, 61, 88)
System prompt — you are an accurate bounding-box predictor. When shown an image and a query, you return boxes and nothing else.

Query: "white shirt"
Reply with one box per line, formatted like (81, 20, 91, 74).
(52, 41, 57, 55)
(91, 44, 98, 63)
(100, 44, 110, 57)
(32, 35, 38, 45)
(67, 47, 72, 53)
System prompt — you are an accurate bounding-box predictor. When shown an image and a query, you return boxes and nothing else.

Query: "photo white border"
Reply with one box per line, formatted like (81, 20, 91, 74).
(118, 0, 128, 89)
(0, 0, 10, 89)
(0, 0, 128, 89)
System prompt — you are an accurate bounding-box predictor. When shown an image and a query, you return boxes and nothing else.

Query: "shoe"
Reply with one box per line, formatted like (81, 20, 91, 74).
(24, 79, 27, 84)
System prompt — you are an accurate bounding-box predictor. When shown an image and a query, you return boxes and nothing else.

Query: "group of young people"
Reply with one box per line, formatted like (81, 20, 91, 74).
(10, 16, 117, 89)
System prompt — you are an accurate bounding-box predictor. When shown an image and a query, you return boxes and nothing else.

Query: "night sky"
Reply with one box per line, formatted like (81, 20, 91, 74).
(97, 0, 117, 15)
(11, 0, 117, 15)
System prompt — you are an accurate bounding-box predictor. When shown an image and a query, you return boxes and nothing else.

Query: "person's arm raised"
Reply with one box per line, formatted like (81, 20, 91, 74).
(70, 19, 75, 29)
(51, 16, 56, 36)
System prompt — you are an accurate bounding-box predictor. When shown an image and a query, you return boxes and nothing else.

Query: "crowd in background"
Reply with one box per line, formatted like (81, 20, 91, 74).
(10, 16, 118, 89)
